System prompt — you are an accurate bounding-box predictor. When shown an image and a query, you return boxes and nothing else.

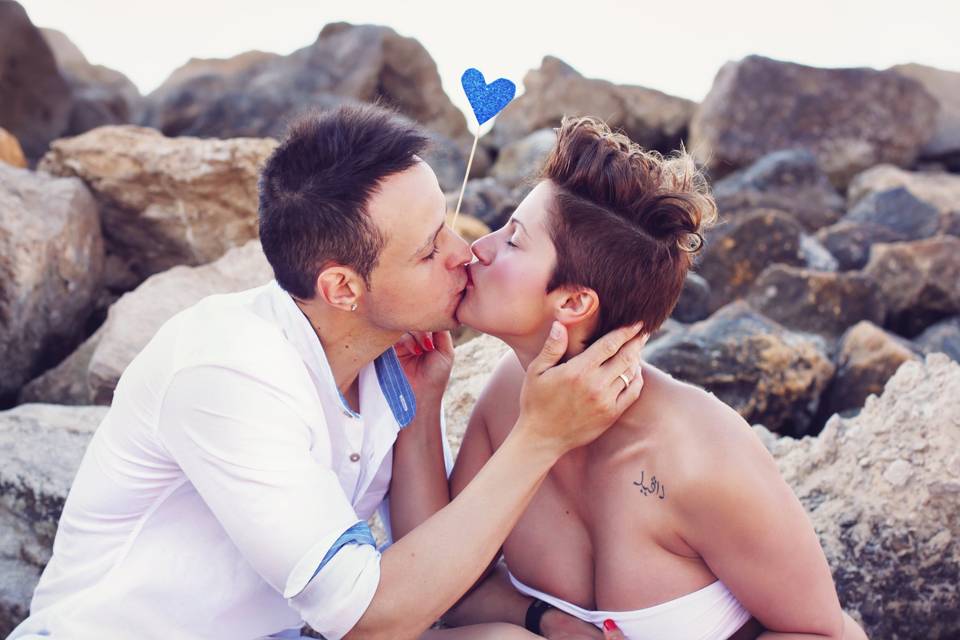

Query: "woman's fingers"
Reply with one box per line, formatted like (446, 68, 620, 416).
(396, 332, 423, 356)
(601, 619, 625, 640)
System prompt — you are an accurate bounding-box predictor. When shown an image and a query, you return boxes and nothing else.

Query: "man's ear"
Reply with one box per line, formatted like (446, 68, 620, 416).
(554, 286, 599, 325)
(315, 265, 364, 312)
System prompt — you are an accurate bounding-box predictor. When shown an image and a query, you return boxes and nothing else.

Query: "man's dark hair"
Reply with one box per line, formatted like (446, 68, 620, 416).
(258, 103, 430, 299)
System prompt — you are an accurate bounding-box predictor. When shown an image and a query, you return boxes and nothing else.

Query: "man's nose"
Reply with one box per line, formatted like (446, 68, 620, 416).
(446, 229, 473, 267)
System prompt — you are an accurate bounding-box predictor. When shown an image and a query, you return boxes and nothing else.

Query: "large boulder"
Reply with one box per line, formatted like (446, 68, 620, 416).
(671, 272, 712, 323)
(690, 55, 938, 187)
(745, 265, 885, 338)
(0, 403, 108, 636)
(814, 221, 910, 272)
(711, 149, 845, 232)
(863, 236, 960, 337)
(892, 63, 960, 169)
(18, 328, 103, 406)
(842, 187, 941, 240)
(484, 56, 696, 155)
(0, 0, 72, 162)
(40, 28, 142, 135)
(445, 177, 518, 230)
(488, 129, 555, 190)
(87, 241, 273, 405)
(139, 23, 469, 147)
(644, 301, 835, 436)
(0, 128, 27, 169)
(763, 354, 960, 638)
(817, 321, 920, 420)
(697, 209, 805, 312)
(0, 164, 104, 404)
(38, 125, 276, 281)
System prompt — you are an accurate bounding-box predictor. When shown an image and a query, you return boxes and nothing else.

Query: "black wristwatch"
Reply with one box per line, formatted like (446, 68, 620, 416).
(525, 597, 555, 635)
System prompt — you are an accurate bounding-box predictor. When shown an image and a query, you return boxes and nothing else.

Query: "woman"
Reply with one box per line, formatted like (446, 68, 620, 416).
(443, 117, 868, 639)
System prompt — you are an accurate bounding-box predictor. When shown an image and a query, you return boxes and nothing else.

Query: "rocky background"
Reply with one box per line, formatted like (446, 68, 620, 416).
(1, 0, 958, 636)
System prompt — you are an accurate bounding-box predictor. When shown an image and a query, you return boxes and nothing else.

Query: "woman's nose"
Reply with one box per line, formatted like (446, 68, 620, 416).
(470, 237, 492, 264)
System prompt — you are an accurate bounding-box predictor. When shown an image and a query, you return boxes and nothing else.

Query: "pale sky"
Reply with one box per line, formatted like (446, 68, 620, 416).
(19, 0, 960, 130)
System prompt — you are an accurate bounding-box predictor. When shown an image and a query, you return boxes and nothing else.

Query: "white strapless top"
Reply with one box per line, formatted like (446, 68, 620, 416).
(509, 572, 751, 640)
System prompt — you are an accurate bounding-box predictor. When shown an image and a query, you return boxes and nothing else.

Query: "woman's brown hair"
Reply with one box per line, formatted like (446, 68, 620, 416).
(540, 116, 717, 344)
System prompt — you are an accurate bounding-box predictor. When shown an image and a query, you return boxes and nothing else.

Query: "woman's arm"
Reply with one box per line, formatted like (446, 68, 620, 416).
(675, 405, 860, 640)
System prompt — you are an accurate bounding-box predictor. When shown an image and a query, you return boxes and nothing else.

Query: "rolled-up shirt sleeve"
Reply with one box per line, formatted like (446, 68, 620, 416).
(157, 364, 380, 639)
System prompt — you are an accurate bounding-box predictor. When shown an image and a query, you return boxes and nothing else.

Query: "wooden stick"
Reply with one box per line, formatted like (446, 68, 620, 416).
(451, 128, 481, 229)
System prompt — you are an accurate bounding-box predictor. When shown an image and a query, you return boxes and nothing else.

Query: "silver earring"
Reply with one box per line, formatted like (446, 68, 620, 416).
(350, 303, 358, 312)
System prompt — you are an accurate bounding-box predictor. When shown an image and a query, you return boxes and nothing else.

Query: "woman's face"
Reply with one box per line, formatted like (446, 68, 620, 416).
(456, 181, 560, 340)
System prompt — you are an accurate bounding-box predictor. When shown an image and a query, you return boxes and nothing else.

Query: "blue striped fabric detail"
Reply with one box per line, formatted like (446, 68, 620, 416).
(308, 521, 377, 583)
(374, 347, 417, 428)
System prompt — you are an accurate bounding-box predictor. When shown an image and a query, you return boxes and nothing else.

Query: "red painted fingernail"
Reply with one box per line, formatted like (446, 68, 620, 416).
(413, 345, 423, 355)
(603, 619, 618, 632)
(424, 337, 434, 351)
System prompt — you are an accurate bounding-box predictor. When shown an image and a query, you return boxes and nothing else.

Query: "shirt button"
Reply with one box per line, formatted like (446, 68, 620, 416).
(349, 453, 361, 462)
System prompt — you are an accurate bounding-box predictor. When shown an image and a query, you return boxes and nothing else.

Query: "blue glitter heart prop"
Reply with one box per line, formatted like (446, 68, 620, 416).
(461, 68, 516, 125)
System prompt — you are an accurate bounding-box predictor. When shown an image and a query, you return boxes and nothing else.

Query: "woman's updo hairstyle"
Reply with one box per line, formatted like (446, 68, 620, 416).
(539, 115, 717, 343)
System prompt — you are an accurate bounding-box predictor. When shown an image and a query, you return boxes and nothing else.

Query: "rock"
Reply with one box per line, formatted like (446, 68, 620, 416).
(489, 129, 556, 190)
(893, 64, 960, 169)
(0, 403, 108, 636)
(690, 55, 938, 187)
(18, 328, 103, 406)
(915, 317, 960, 363)
(0, 164, 104, 404)
(847, 164, 960, 233)
(139, 23, 470, 148)
(39, 28, 142, 135)
(814, 221, 909, 272)
(38, 125, 276, 281)
(0, 128, 27, 169)
(445, 177, 517, 230)
(420, 129, 470, 193)
(697, 209, 805, 312)
(864, 236, 960, 337)
(818, 321, 919, 419)
(842, 187, 941, 240)
(799, 234, 838, 272)
(87, 241, 273, 405)
(768, 354, 960, 638)
(0, 0, 72, 162)
(485, 56, 696, 155)
(712, 149, 845, 232)
(671, 272, 711, 323)
(644, 301, 835, 436)
(746, 265, 885, 338)
(443, 334, 511, 457)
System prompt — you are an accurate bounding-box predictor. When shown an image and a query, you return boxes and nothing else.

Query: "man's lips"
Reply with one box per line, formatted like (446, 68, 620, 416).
(464, 264, 475, 288)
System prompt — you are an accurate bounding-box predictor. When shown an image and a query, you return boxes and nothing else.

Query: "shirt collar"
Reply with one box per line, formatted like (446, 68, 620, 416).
(267, 280, 416, 429)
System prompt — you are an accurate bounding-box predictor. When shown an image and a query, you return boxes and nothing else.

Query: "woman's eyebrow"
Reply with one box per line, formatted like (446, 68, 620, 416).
(510, 218, 530, 237)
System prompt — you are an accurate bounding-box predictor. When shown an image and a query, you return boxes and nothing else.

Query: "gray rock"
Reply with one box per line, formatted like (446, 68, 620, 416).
(488, 129, 556, 190)
(0, 0, 71, 162)
(746, 265, 885, 338)
(712, 149, 845, 232)
(644, 301, 835, 436)
(445, 177, 517, 230)
(0, 403, 108, 636)
(915, 316, 960, 363)
(814, 221, 907, 272)
(690, 55, 938, 187)
(799, 234, 839, 272)
(697, 209, 805, 312)
(0, 164, 104, 403)
(843, 187, 941, 240)
(770, 355, 960, 638)
(847, 164, 960, 234)
(18, 328, 103, 406)
(485, 56, 695, 155)
(864, 236, 960, 337)
(38, 125, 276, 281)
(139, 23, 471, 149)
(671, 272, 711, 323)
(40, 28, 142, 135)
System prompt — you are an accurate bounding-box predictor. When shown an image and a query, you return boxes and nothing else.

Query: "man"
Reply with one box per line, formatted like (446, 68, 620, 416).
(10, 104, 646, 640)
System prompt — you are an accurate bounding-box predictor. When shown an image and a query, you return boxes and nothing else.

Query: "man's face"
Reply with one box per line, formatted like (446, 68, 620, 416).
(363, 158, 472, 333)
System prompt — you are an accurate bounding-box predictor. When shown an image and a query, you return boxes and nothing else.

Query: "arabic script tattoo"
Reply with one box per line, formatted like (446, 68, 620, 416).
(633, 470, 666, 500)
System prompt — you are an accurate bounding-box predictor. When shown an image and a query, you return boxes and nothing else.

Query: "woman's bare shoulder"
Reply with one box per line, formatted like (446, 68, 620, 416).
(472, 350, 525, 448)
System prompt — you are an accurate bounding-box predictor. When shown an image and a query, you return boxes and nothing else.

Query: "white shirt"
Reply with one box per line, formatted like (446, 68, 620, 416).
(10, 280, 446, 640)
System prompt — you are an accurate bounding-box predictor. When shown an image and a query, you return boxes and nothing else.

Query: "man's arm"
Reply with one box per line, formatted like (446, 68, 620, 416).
(345, 321, 648, 640)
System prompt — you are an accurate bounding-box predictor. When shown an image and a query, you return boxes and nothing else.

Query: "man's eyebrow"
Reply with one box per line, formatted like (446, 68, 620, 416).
(413, 220, 445, 259)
